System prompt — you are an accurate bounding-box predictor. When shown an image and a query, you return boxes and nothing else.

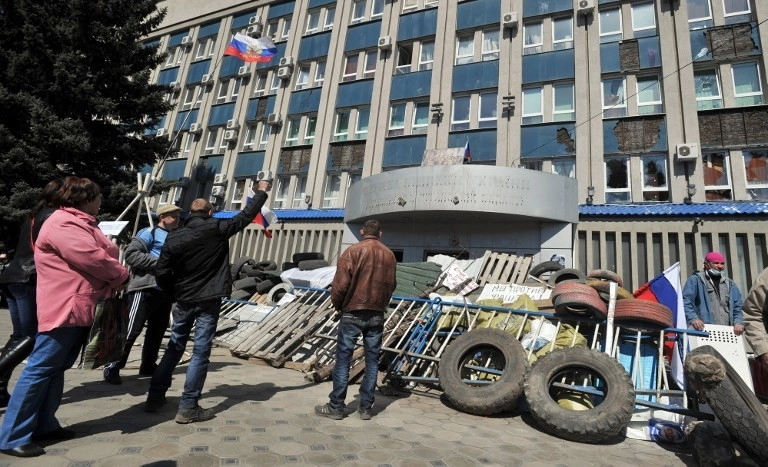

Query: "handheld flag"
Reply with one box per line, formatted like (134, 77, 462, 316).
(247, 189, 278, 238)
(463, 141, 471, 164)
(634, 262, 686, 388)
(224, 33, 277, 63)
(254, 206, 278, 238)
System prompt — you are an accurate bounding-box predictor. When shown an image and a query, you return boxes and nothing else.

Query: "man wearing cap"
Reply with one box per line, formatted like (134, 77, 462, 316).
(682, 251, 744, 335)
(103, 204, 182, 384)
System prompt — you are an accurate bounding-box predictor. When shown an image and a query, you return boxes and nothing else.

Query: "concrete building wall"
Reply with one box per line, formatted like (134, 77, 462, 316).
(149, 0, 767, 285)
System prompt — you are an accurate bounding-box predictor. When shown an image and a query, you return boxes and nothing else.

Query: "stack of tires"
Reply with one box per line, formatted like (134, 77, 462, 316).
(229, 256, 284, 302)
(436, 262, 676, 443)
(437, 328, 636, 444)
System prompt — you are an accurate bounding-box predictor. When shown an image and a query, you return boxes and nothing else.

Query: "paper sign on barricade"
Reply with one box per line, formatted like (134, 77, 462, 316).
(477, 283, 551, 303)
(441, 263, 479, 296)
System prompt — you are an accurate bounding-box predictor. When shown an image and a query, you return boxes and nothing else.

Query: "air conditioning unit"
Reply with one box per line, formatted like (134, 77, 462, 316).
(180, 35, 192, 47)
(247, 23, 263, 37)
(169, 81, 181, 92)
(238, 65, 250, 77)
(226, 119, 240, 130)
(378, 36, 392, 51)
(575, 0, 595, 14)
(676, 143, 699, 162)
(189, 123, 202, 134)
(211, 186, 226, 198)
(267, 113, 282, 125)
(156, 128, 168, 137)
(224, 129, 239, 142)
(277, 66, 292, 79)
(502, 12, 518, 29)
(213, 173, 227, 185)
(249, 15, 262, 25)
(201, 74, 213, 86)
(279, 56, 294, 68)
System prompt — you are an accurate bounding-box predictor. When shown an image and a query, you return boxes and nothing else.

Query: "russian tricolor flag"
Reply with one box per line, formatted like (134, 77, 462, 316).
(463, 141, 471, 164)
(224, 33, 277, 63)
(248, 189, 278, 238)
(633, 262, 687, 388)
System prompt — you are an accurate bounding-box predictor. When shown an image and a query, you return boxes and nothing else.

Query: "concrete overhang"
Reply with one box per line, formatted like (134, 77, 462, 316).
(345, 165, 579, 224)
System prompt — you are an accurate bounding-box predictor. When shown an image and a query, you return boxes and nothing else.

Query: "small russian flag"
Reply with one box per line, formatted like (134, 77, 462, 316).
(247, 189, 278, 238)
(463, 140, 471, 164)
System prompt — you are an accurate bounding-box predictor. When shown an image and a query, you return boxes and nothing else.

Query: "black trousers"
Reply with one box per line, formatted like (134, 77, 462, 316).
(114, 288, 173, 370)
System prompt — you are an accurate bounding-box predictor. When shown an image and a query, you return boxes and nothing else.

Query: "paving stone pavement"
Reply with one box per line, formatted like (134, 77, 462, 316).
(0, 310, 694, 466)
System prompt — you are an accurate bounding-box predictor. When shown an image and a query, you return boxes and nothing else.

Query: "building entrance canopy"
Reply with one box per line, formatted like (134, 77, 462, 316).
(345, 165, 579, 224)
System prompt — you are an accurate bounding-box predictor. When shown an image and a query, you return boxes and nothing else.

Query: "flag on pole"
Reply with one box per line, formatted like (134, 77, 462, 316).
(463, 140, 471, 164)
(224, 33, 277, 63)
(633, 262, 687, 388)
(247, 189, 278, 238)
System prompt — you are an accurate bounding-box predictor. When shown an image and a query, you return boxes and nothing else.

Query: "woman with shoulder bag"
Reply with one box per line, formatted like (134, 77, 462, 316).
(0, 177, 129, 458)
(0, 180, 63, 408)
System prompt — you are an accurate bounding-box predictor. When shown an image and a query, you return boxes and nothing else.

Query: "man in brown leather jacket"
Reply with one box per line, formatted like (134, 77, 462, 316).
(315, 219, 396, 420)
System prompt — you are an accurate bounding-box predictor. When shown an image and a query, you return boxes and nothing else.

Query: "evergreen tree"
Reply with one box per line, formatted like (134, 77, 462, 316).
(0, 0, 173, 247)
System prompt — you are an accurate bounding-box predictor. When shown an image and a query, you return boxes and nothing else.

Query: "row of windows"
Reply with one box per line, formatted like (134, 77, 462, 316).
(169, 60, 764, 159)
(159, 170, 361, 212)
(520, 149, 768, 203)
(688, 0, 753, 28)
(159, 147, 768, 213)
(694, 62, 764, 109)
(603, 149, 768, 202)
(162, 0, 758, 71)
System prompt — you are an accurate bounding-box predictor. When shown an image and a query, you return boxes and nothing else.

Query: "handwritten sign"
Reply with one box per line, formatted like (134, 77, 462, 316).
(441, 263, 479, 296)
(477, 283, 551, 303)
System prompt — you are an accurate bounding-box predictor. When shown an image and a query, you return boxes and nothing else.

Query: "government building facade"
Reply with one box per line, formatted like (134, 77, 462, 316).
(146, 0, 768, 291)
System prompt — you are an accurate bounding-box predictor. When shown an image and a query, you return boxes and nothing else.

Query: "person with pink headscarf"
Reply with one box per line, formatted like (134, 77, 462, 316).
(682, 251, 744, 335)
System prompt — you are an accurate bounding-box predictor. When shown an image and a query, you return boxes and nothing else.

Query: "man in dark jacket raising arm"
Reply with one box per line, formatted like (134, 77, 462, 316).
(145, 179, 270, 423)
(315, 219, 397, 420)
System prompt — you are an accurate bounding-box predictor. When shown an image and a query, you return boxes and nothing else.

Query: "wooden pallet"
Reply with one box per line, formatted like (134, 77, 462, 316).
(475, 251, 533, 286)
(229, 289, 335, 366)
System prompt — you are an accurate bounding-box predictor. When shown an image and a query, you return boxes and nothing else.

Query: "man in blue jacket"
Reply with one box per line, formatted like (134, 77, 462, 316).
(682, 251, 744, 335)
(145, 179, 270, 423)
(103, 204, 181, 384)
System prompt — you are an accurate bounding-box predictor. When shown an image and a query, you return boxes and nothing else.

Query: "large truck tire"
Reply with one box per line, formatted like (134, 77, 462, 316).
(524, 347, 635, 444)
(529, 261, 564, 278)
(687, 346, 768, 464)
(586, 269, 624, 288)
(230, 256, 254, 281)
(438, 328, 527, 416)
(232, 277, 261, 294)
(614, 299, 673, 329)
(547, 268, 587, 286)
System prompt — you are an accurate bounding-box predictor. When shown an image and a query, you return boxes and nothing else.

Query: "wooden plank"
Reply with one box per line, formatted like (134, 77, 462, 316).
(475, 251, 494, 286)
(233, 290, 327, 354)
(502, 255, 520, 284)
(515, 256, 533, 284)
(489, 253, 509, 283)
(499, 255, 520, 283)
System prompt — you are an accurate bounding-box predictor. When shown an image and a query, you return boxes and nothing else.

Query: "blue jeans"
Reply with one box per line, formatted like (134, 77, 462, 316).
(3, 282, 38, 339)
(0, 326, 88, 449)
(329, 311, 384, 411)
(148, 300, 220, 410)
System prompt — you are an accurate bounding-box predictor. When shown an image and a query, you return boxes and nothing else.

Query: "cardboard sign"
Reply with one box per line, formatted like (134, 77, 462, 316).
(477, 283, 551, 303)
(98, 221, 130, 236)
(441, 263, 479, 296)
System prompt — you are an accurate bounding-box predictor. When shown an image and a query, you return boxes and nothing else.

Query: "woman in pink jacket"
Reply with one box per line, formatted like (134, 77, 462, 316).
(0, 177, 129, 458)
